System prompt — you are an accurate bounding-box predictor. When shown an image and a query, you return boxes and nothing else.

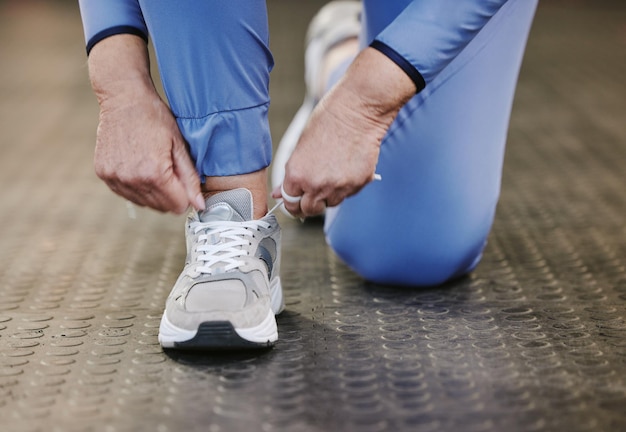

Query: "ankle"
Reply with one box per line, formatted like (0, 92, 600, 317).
(202, 169, 268, 219)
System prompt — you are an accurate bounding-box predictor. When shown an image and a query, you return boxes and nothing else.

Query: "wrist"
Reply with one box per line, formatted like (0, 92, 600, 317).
(339, 47, 416, 120)
(87, 34, 156, 107)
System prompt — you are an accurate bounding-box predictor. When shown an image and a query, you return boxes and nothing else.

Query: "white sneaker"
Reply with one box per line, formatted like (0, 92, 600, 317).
(158, 188, 283, 350)
(271, 1, 362, 193)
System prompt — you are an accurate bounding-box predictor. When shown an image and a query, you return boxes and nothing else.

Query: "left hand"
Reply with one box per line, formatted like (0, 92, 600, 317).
(272, 84, 385, 217)
(272, 47, 417, 217)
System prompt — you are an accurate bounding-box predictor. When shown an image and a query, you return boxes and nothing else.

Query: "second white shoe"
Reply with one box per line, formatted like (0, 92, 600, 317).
(271, 1, 362, 193)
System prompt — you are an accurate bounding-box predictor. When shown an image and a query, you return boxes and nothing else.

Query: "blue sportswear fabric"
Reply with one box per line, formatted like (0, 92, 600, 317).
(78, 0, 538, 285)
(78, 0, 273, 178)
(325, 0, 538, 285)
(78, 0, 147, 55)
(76, 0, 510, 179)
(366, 0, 509, 86)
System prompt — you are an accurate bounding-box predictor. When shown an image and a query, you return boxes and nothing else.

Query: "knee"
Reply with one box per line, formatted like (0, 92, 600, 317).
(328, 230, 487, 287)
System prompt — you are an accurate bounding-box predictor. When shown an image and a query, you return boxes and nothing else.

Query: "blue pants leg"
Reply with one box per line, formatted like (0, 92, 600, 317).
(137, 0, 274, 178)
(325, 0, 538, 286)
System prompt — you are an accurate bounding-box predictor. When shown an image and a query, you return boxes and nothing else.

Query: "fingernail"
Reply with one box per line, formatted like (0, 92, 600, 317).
(194, 193, 206, 211)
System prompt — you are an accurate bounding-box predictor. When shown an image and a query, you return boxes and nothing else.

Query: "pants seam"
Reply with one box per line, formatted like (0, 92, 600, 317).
(174, 100, 270, 121)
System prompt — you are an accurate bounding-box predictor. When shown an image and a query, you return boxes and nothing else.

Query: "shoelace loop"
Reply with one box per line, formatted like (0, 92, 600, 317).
(191, 219, 272, 276)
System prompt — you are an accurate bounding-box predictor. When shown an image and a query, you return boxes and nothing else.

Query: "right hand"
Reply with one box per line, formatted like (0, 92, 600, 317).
(95, 91, 204, 214)
(88, 34, 204, 214)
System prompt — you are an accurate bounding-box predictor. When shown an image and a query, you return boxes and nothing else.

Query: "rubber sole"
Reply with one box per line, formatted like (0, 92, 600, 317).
(172, 321, 275, 350)
(159, 307, 278, 350)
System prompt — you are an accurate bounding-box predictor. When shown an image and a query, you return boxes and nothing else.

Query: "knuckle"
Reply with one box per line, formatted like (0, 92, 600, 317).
(172, 201, 189, 215)
(93, 162, 114, 181)
(285, 167, 305, 185)
(130, 161, 165, 187)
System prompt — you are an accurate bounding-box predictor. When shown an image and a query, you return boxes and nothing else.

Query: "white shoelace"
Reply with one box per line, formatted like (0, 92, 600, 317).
(192, 220, 272, 275)
(191, 204, 283, 276)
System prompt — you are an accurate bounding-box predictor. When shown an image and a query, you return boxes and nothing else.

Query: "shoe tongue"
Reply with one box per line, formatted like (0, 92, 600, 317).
(199, 188, 254, 223)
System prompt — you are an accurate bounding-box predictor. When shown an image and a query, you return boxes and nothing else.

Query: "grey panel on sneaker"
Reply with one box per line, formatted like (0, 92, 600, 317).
(257, 236, 278, 278)
(201, 188, 254, 222)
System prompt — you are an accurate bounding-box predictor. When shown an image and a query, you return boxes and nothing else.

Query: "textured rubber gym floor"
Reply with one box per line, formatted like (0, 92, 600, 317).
(1, 1, 625, 431)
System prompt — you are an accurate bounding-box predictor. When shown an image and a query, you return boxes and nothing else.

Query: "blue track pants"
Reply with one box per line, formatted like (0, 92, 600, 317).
(326, 0, 538, 285)
(79, 0, 538, 286)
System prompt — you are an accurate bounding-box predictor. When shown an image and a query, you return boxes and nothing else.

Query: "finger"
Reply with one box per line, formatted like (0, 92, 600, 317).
(299, 194, 327, 217)
(112, 164, 189, 214)
(280, 194, 304, 217)
(155, 173, 193, 214)
(140, 188, 172, 213)
(141, 145, 198, 214)
(325, 194, 344, 208)
(281, 189, 304, 218)
(280, 183, 302, 204)
(271, 184, 282, 199)
(279, 175, 306, 215)
(111, 181, 173, 213)
(280, 177, 304, 201)
(172, 139, 205, 211)
(282, 198, 303, 218)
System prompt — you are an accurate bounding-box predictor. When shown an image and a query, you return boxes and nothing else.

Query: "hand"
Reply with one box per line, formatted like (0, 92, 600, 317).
(88, 34, 204, 214)
(272, 47, 416, 217)
(272, 85, 385, 217)
(95, 91, 205, 214)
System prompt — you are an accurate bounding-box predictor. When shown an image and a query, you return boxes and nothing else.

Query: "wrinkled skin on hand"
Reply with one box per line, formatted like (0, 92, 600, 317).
(276, 86, 386, 216)
(273, 47, 416, 218)
(95, 92, 203, 214)
(88, 34, 204, 214)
